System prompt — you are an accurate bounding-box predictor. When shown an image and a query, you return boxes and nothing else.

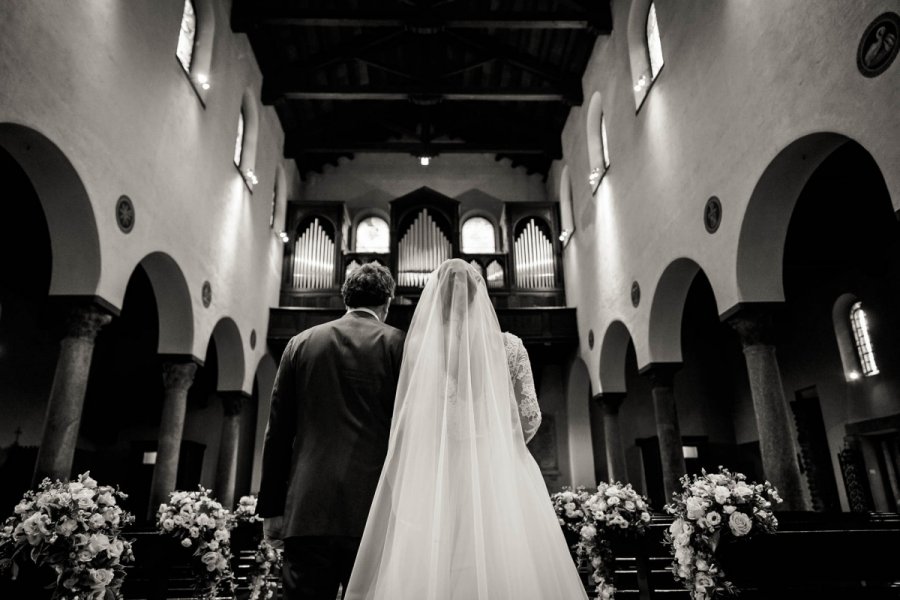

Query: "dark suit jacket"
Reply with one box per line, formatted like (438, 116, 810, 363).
(258, 311, 405, 539)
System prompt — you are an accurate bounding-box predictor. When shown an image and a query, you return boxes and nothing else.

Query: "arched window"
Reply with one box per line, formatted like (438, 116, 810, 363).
(233, 109, 245, 167)
(646, 3, 664, 82)
(461, 217, 496, 254)
(850, 302, 878, 377)
(176, 0, 197, 73)
(355, 216, 390, 253)
(559, 166, 575, 246)
(586, 93, 609, 192)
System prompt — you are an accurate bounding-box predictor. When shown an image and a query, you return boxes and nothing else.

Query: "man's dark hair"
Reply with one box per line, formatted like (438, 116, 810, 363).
(342, 263, 396, 308)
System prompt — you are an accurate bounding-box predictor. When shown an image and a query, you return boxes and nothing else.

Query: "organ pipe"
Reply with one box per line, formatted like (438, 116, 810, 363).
(290, 217, 335, 290)
(514, 218, 556, 290)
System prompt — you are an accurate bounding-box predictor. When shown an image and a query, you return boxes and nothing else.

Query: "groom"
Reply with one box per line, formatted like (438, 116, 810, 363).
(258, 263, 405, 600)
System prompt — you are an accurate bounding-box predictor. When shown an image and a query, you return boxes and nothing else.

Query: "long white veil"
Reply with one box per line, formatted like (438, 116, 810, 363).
(346, 259, 587, 600)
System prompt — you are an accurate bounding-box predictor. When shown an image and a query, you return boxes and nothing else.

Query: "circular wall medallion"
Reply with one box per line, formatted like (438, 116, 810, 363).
(631, 281, 641, 308)
(250, 329, 257, 349)
(588, 329, 595, 350)
(857, 12, 899, 77)
(201, 281, 212, 308)
(115, 195, 135, 233)
(704, 196, 722, 233)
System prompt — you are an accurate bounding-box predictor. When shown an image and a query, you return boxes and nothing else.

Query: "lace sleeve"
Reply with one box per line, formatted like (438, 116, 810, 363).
(505, 334, 542, 443)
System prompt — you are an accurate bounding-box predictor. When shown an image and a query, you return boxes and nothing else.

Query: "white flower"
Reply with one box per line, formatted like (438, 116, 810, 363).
(713, 486, 731, 505)
(88, 568, 114, 590)
(723, 505, 737, 515)
(686, 497, 705, 521)
(728, 511, 753, 536)
(732, 483, 753, 501)
(87, 533, 110, 555)
(181, 537, 193, 548)
(706, 511, 722, 527)
(580, 525, 597, 541)
(695, 558, 709, 571)
(669, 518, 684, 536)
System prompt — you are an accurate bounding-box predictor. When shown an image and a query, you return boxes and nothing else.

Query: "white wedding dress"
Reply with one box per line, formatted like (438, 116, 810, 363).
(345, 259, 588, 600)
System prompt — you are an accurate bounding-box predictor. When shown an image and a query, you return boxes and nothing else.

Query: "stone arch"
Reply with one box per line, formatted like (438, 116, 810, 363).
(351, 207, 391, 252)
(250, 352, 277, 492)
(832, 292, 861, 381)
(598, 320, 634, 394)
(209, 317, 245, 392)
(0, 123, 101, 297)
(647, 258, 719, 364)
(566, 356, 595, 486)
(134, 252, 194, 357)
(460, 210, 500, 253)
(735, 133, 867, 308)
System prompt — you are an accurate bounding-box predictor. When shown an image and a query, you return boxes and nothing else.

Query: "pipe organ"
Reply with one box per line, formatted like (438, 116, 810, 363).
(514, 219, 557, 289)
(280, 191, 563, 308)
(397, 209, 452, 288)
(291, 217, 336, 290)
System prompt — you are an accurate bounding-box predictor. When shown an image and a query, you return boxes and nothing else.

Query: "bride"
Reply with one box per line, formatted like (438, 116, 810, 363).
(345, 259, 588, 600)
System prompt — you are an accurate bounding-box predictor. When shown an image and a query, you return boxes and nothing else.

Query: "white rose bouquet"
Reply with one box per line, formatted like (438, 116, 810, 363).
(247, 539, 282, 600)
(0, 472, 135, 599)
(663, 467, 781, 599)
(156, 487, 235, 599)
(577, 482, 652, 600)
(233, 495, 262, 524)
(550, 487, 590, 564)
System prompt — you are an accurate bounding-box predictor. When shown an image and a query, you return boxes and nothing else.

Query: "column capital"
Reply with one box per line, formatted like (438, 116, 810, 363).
(639, 362, 681, 388)
(161, 360, 198, 392)
(725, 304, 781, 348)
(219, 391, 249, 416)
(63, 304, 113, 342)
(593, 392, 626, 414)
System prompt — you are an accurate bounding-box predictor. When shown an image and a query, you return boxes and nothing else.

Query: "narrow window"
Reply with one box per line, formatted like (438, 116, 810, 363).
(600, 113, 610, 170)
(233, 110, 244, 167)
(176, 0, 197, 73)
(647, 3, 664, 81)
(850, 302, 878, 376)
(461, 217, 497, 254)
(356, 216, 390, 253)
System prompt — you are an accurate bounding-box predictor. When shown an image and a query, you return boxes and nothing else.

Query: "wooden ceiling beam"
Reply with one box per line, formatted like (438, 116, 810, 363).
(286, 139, 551, 157)
(278, 86, 570, 102)
(254, 12, 596, 30)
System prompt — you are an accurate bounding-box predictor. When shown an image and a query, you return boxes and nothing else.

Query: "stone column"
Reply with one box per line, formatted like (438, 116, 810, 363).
(728, 307, 807, 510)
(33, 304, 112, 484)
(214, 392, 246, 509)
(594, 393, 628, 482)
(148, 360, 198, 519)
(643, 364, 687, 501)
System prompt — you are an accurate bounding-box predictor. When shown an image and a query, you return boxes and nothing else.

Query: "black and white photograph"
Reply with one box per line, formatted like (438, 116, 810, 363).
(0, 1, 898, 599)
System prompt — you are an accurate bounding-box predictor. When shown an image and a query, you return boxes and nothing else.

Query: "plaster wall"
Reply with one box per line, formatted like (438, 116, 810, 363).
(0, 0, 296, 391)
(547, 0, 900, 391)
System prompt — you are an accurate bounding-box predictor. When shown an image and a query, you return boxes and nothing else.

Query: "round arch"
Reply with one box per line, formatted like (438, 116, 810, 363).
(209, 317, 245, 392)
(250, 352, 277, 492)
(236, 88, 260, 175)
(598, 320, 634, 394)
(351, 208, 391, 252)
(271, 163, 287, 230)
(0, 123, 101, 297)
(133, 252, 194, 356)
(626, 0, 656, 106)
(559, 165, 575, 238)
(646, 258, 718, 364)
(460, 211, 500, 254)
(735, 133, 869, 308)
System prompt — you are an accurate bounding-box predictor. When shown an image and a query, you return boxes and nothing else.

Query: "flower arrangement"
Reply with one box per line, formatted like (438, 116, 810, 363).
(233, 496, 262, 525)
(156, 487, 235, 599)
(663, 467, 781, 599)
(577, 482, 652, 600)
(0, 472, 135, 599)
(552, 482, 651, 599)
(247, 539, 282, 600)
(229, 494, 281, 600)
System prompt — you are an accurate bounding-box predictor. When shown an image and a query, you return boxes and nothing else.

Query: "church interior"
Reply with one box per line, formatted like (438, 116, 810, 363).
(1, 0, 899, 598)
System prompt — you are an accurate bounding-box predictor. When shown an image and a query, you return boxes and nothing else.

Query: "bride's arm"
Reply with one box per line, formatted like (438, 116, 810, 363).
(511, 337, 542, 443)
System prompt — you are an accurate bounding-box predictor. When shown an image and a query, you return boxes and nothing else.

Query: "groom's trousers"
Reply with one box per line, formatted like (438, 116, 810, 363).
(283, 535, 361, 600)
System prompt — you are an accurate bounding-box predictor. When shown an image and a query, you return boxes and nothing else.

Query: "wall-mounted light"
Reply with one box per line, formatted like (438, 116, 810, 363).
(242, 168, 259, 187)
(633, 74, 649, 93)
(559, 230, 571, 244)
(588, 166, 603, 189)
(848, 371, 861, 381)
(197, 73, 211, 91)
(278, 230, 289, 243)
